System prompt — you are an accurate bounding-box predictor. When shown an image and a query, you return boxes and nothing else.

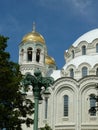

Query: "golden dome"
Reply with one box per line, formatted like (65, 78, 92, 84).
(21, 31, 45, 44)
(45, 55, 56, 65)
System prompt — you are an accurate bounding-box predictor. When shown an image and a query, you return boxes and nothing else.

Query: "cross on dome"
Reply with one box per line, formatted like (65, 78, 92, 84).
(32, 22, 36, 32)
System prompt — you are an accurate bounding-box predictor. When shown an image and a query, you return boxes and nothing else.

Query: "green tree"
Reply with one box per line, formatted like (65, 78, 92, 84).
(0, 35, 34, 130)
(40, 124, 52, 130)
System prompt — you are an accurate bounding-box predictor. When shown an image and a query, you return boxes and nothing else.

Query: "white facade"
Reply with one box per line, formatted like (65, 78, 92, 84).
(19, 27, 98, 130)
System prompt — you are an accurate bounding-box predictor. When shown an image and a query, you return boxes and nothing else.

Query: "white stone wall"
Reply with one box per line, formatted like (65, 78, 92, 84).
(63, 39, 98, 80)
(65, 39, 98, 64)
(38, 76, 98, 130)
(19, 41, 48, 76)
(19, 29, 98, 130)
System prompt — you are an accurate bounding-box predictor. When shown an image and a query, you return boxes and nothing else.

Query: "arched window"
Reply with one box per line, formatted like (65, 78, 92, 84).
(21, 49, 24, 61)
(96, 43, 98, 53)
(63, 95, 69, 116)
(36, 49, 40, 62)
(89, 94, 96, 116)
(45, 98, 48, 119)
(27, 47, 32, 61)
(72, 50, 75, 59)
(96, 68, 98, 76)
(70, 68, 74, 78)
(82, 67, 87, 77)
(82, 45, 86, 55)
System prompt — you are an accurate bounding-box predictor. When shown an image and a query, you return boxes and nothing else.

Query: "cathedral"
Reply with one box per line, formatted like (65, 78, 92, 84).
(19, 24, 98, 130)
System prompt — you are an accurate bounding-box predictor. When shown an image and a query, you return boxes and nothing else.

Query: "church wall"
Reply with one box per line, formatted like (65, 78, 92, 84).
(38, 76, 98, 130)
(45, 78, 78, 130)
(19, 28, 98, 130)
(65, 40, 98, 65)
(78, 77, 98, 130)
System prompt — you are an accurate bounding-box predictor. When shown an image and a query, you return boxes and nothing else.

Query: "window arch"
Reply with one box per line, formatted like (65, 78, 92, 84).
(82, 45, 86, 55)
(27, 47, 32, 61)
(36, 49, 41, 62)
(96, 68, 98, 76)
(89, 94, 96, 116)
(25, 72, 31, 75)
(63, 95, 69, 116)
(70, 68, 74, 78)
(72, 50, 75, 59)
(45, 97, 48, 119)
(96, 43, 98, 53)
(21, 49, 24, 61)
(82, 67, 88, 77)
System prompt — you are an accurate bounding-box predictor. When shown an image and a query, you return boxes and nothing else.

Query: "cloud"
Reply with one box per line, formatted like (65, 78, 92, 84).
(72, 0, 91, 8)
(36, 0, 94, 18)
(37, 0, 66, 11)
(66, 0, 98, 25)
(71, 0, 93, 15)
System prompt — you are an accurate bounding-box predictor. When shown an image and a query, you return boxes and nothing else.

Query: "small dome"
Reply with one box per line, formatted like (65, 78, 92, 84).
(45, 55, 56, 65)
(21, 31, 45, 44)
(73, 28, 98, 47)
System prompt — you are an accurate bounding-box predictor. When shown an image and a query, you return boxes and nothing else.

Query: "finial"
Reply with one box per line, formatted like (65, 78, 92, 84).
(32, 22, 36, 32)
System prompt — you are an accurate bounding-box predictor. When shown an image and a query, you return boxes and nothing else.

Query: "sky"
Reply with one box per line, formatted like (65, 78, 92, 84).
(0, 0, 98, 69)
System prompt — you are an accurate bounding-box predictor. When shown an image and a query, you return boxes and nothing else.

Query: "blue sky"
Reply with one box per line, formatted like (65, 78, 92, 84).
(0, 0, 98, 69)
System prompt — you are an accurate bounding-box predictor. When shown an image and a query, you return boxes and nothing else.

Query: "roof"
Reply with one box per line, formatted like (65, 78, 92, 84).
(73, 29, 98, 47)
(63, 54, 98, 69)
(21, 31, 45, 44)
(50, 70, 61, 80)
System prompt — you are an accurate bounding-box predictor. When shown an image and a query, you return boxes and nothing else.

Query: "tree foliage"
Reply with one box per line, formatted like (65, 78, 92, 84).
(40, 124, 52, 130)
(0, 35, 34, 130)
